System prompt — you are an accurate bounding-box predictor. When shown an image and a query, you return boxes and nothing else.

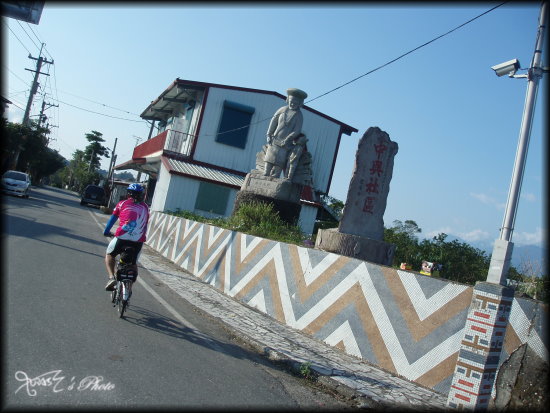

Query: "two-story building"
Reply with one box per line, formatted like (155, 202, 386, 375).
(115, 78, 357, 235)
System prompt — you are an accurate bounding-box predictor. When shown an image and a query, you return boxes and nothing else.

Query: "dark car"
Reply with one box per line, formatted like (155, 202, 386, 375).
(80, 185, 106, 207)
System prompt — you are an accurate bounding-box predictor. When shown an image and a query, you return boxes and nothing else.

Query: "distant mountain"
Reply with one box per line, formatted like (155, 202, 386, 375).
(511, 244, 547, 271)
(423, 234, 546, 273)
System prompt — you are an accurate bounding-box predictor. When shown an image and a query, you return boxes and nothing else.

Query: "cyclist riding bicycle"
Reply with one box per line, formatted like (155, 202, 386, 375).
(103, 183, 150, 291)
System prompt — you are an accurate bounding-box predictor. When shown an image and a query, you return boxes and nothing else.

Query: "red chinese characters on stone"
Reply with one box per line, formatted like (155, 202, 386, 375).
(365, 177, 379, 194)
(374, 143, 387, 159)
(369, 160, 384, 177)
(362, 140, 388, 214)
(362, 196, 376, 214)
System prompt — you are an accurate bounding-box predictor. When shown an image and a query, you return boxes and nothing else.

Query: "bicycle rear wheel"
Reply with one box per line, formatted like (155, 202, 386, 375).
(118, 282, 127, 318)
(111, 285, 117, 304)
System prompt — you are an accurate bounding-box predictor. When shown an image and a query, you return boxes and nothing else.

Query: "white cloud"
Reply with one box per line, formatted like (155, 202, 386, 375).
(521, 192, 536, 202)
(470, 192, 494, 204)
(513, 227, 545, 246)
(457, 229, 491, 243)
(426, 227, 452, 239)
(470, 192, 506, 210)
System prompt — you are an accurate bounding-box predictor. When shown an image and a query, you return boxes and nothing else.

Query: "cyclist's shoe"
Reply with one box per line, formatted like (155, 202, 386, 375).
(105, 278, 116, 291)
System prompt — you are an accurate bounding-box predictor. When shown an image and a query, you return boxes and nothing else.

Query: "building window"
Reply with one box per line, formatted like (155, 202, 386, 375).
(195, 181, 230, 215)
(158, 120, 167, 133)
(215, 100, 255, 149)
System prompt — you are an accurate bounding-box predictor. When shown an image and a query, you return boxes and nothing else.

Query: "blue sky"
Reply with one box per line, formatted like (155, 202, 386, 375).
(3, 2, 546, 249)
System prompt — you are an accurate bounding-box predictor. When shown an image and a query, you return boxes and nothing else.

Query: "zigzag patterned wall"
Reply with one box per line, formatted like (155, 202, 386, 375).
(146, 211, 548, 396)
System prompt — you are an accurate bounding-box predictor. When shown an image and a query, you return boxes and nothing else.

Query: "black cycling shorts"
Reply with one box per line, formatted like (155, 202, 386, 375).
(106, 238, 143, 264)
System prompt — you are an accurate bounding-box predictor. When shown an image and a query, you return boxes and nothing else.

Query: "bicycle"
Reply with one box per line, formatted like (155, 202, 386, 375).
(105, 232, 138, 318)
(111, 248, 138, 318)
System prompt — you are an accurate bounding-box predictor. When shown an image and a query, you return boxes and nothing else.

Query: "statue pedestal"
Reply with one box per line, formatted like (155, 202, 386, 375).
(234, 172, 302, 226)
(241, 172, 302, 203)
(315, 228, 395, 266)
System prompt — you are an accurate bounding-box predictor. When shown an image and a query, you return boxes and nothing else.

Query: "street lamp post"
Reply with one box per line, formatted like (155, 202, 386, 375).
(486, 1, 547, 285)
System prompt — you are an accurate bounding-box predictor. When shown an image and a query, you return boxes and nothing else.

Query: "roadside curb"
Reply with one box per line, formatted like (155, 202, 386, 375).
(216, 327, 424, 410)
(206, 316, 382, 408)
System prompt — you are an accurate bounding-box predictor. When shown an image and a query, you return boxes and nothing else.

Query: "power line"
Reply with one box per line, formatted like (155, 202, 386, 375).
(25, 21, 42, 45)
(3, 20, 32, 54)
(15, 19, 41, 53)
(23, 21, 58, 114)
(50, 63, 61, 137)
(20, 43, 53, 127)
(56, 89, 143, 116)
(21, 22, 59, 130)
(8, 89, 28, 97)
(3, 64, 31, 85)
(165, 2, 512, 140)
(24, 22, 55, 62)
(4, 3, 509, 142)
(50, 97, 149, 123)
(305, 2, 509, 104)
(6, 99, 26, 112)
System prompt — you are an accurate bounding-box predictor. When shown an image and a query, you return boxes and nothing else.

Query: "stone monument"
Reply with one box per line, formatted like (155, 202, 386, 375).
(234, 88, 314, 225)
(315, 127, 398, 266)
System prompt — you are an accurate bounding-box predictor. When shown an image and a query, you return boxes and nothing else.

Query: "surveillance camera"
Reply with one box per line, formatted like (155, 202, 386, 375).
(491, 59, 521, 77)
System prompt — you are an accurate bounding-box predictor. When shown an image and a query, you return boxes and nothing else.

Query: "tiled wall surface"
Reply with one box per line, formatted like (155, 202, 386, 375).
(447, 283, 514, 408)
(146, 211, 548, 396)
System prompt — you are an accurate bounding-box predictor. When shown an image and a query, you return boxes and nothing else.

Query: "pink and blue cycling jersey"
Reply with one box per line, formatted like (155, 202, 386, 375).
(113, 199, 150, 242)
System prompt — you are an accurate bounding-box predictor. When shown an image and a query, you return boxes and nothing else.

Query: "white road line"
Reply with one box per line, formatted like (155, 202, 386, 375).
(135, 275, 200, 331)
(89, 210, 200, 331)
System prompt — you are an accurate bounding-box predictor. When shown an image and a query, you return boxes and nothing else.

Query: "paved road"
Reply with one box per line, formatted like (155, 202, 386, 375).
(3, 186, 354, 409)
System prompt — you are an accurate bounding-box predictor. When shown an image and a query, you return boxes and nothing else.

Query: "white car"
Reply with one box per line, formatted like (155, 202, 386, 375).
(1, 170, 31, 198)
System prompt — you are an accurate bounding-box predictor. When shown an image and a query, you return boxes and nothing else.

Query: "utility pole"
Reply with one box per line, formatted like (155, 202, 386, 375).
(107, 138, 118, 182)
(107, 154, 117, 208)
(88, 148, 95, 173)
(105, 138, 118, 209)
(22, 43, 53, 126)
(133, 135, 143, 182)
(45, 123, 58, 146)
(38, 98, 58, 127)
(12, 43, 53, 170)
(147, 120, 156, 140)
(486, 1, 547, 285)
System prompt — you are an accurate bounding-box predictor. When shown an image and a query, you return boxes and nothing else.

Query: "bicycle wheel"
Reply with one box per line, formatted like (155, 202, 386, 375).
(118, 282, 127, 318)
(111, 283, 117, 304)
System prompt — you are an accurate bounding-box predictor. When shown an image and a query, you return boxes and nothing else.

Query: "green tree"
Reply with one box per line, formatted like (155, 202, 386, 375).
(57, 149, 102, 192)
(114, 171, 136, 182)
(324, 195, 345, 218)
(392, 219, 422, 238)
(508, 256, 548, 302)
(384, 220, 422, 268)
(28, 147, 66, 183)
(83, 130, 109, 172)
(384, 220, 495, 286)
(43, 130, 111, 190)
(418, 235, 490, 284)
(2, 119, 65, 182)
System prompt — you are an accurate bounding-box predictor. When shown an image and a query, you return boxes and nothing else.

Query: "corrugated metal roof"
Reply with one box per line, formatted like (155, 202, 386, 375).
(166, 158, 244, 188)
(140, 78, 357, 134)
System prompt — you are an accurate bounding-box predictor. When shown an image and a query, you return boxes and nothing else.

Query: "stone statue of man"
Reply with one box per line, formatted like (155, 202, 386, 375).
(284, 132, 307, 181)
(263, 88, 308, 178)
